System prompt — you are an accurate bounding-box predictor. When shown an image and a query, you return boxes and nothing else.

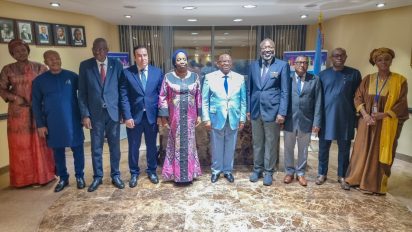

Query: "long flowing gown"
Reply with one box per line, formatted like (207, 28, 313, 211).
(345, 73, 409, 194)
(158, 71, 202, 182)
(0, 61, 55, 187)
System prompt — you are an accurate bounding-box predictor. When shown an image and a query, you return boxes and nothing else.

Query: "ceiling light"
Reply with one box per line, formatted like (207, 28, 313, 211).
(376, 3, 385, 8)
(223, 32, 229, 35)
(300, 14, 308, 19)
(123, 5, 136, 9)
(187, 18, 198, 22)
(233, 18, 243, 22)
(183, 6, 197, 10)
(243, 5, 257, 9)
(50, 2, 60, 7)
(191, 32, 199, 35)
(124, 15, 132, 19)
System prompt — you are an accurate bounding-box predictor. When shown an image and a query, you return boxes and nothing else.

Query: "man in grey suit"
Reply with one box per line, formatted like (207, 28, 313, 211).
(78, 38, 125, 192)
(248, 38, 290, 186)
(283, 55, 322, 186)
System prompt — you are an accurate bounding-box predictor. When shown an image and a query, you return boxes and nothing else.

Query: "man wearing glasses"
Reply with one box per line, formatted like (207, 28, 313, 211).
(247, 38, 290, 186)
(283, 55, 322, 187)
(316, 48, 361, 189)
(78, 38, 125, 192)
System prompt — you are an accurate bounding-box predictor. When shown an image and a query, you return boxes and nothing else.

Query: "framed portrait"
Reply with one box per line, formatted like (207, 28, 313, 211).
(70, 25, 86, 47)
(34, 22, 52, 45)
(0, 18, 15, 43)
(53, 24, 69, 46)
(17, 20, 34, 44)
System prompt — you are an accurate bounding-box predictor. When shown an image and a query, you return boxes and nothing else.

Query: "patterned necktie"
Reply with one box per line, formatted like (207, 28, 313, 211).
(141, 69, 147, 90)
(100, 63, 106, 83)
(262, 61, 269, 80)
(223, 75, 228, 95)
(297, 77, 302, 95)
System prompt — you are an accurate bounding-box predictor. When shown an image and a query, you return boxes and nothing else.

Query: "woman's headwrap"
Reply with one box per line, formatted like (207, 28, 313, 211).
(8, 38, 30, 56)
(369, 47, 395, 65)
(172, 49, 188, 68)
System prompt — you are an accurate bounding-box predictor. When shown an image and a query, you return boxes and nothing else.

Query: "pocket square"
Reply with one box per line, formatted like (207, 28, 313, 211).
(270, 71, 279, 78)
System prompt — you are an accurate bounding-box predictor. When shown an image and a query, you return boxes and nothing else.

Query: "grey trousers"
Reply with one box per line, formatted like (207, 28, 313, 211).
(210, 122, 238, 175)
(251, 117, 280, 175)
(283, 130, 311, 176)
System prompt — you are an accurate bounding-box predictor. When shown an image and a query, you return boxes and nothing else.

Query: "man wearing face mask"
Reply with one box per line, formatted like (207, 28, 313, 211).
(247, 38, 290, 186)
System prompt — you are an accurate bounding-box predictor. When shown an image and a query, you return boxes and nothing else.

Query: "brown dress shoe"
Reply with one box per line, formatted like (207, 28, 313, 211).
(297, 175, 307, 186)
(283, 175, 294, 184)
(315, 175, 327, 185)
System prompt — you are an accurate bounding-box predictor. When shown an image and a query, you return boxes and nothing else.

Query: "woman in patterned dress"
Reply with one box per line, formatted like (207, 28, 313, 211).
(0, 39, 55, 187)
(158, 49, 202, 183)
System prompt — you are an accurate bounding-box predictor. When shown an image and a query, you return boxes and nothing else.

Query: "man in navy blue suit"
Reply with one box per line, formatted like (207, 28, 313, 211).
(120, 45, 163, 188)
(247, 38, 290, 186)
(78, 38, 125, 192)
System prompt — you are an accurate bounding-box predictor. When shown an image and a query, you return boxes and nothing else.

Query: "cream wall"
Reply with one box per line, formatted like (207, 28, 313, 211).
(307, 6, 412, 156)
(0, 1, 120, 168)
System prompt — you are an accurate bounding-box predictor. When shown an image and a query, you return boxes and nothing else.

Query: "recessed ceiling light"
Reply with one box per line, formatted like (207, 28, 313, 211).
(243, 5, 257, 9)
(183, 6, 197, 10)
(124, 15, 132, 19)
(376, 3, 385, 8)
(223, 32, 229, 35)
(191, 32, 199, 35)
(233, 18, 243, 22)
(300, 14, 308, 19)
(50, 2, 60, 7)
(123, 5, 136, 9)
(187, 18, 198, 22)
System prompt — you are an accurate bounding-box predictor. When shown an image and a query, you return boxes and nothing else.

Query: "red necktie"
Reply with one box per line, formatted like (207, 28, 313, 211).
(100, 63, 106, 83)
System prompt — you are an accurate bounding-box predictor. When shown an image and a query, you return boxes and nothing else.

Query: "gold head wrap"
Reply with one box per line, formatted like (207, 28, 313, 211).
(369, 47, 395, 65)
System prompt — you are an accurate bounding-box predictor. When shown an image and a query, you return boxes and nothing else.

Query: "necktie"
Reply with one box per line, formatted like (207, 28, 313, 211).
(262, 61, 269, 80)
(100, 63, 106, 83)
(223, 75, 228, 95)
(297, 77, 302, 95)
(141, 69, 147, 90)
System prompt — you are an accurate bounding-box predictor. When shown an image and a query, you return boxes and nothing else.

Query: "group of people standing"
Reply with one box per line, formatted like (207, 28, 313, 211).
(0, 37, 408, 196)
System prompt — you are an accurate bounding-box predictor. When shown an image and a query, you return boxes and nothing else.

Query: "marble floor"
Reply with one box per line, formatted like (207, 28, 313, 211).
(0, 139, 412, 232)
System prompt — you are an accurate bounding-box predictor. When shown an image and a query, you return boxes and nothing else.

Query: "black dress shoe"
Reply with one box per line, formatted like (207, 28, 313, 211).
(54, 179, 69, 192)
(129, 175, 138, 188)
(76, 177, 85, 189)
(87, 178, 102, 192)
(211, 173, 220, 183)
(224, 173, 235, 183)
(112, 176, 125, 189)
(148, 173, 159, 184)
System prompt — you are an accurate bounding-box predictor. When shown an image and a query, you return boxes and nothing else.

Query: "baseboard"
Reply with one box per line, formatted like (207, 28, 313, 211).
(0, 165, 9, 175)
(396, 152, 412, 163)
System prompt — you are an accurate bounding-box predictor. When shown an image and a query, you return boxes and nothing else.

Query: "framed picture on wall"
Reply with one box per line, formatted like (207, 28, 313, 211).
(34, 22, 52, 45)
(0, 18, 15, 43)
(69, 25, 86, 47)
(53, 24, 69, 46)
(16, 20, 34, 44)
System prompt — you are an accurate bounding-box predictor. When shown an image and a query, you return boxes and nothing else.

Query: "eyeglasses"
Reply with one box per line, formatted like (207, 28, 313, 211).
(261, 46, 274, 50)
(332, 54, 346, 58)
(295, 61, 308, 65)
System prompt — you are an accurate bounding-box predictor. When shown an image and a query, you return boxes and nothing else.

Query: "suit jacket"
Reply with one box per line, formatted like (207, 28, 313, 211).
(202, 70, 246, 130)
(78, 57, 123, 122)
(284, 72, 322, 133)
(120, 64, 163, 125)
(247, 58, 290, 122)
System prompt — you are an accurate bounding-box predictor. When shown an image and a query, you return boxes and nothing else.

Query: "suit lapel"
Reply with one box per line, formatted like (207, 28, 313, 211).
(300, 73, 312, 96)
(261, 59, 275, 88)
(254, 62, 263, 89)
(103, 59, 114, 88)
(92, 61, 103, 88)
(130, 65, 144, 93)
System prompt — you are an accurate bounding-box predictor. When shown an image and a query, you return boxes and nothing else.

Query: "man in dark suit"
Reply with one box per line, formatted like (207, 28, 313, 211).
(283, 55, 322, 187)
(78, 38, 125, 192)
(120, 45, 163, 188)
(316, 48, 361, 189)
(247, 38, 290, 186)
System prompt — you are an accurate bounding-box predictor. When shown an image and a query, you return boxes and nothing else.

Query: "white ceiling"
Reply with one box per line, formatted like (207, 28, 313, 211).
(7, 0, 412, 26)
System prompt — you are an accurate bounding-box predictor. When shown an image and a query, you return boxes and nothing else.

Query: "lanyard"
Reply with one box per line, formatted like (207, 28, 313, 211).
(374, 74, 389, 103)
